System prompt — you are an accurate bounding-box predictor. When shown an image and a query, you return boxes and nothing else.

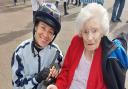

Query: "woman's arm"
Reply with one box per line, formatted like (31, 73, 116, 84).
(11, 52, 39, 89)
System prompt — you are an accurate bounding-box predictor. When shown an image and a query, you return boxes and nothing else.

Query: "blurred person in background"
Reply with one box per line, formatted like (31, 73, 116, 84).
(13, 0, 17, 6)
(55, 0, 69, 15)
(111, 0, 125, 22)
(31, 0, 45, 22)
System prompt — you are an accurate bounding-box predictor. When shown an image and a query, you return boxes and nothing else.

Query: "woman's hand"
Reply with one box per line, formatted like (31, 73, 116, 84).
(47, 84, 58, 89)
(48, 66, 59, 78)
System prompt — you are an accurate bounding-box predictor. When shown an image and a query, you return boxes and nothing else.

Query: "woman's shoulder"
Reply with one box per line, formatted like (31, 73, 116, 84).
(108, 39, 128, 69)
(102, 36, 127, 52)
(112, 39, 128, 69)
(15, 39, 32, 53)
(114, 32, 128, 51)
(71, 35, 83, 44)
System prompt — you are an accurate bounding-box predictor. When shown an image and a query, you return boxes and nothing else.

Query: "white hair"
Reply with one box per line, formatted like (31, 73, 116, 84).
(75, 3, 109, 36)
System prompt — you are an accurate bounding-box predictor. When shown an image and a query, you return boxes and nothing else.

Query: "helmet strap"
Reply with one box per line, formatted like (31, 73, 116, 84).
(49, 34, 57, 45)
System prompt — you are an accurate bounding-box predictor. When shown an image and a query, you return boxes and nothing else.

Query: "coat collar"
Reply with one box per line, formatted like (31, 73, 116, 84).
(101, 36, 117, 58)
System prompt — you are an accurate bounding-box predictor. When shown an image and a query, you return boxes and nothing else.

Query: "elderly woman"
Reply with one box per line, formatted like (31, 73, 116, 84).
(47, 3, 128, 89)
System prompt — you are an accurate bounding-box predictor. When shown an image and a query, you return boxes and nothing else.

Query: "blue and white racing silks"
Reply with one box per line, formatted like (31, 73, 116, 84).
(11, 38, 63, 89)
(108, 39, 128, 70)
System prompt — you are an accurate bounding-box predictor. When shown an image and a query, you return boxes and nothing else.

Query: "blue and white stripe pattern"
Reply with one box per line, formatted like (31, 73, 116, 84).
(11, 38, 63, 89)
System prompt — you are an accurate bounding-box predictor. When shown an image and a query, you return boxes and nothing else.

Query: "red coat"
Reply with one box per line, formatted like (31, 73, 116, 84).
(55, 35, 107, 89)
(56, 35, 84, 89)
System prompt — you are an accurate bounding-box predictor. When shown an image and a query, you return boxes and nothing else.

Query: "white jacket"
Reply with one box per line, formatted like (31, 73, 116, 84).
(11, 39, 63, 89)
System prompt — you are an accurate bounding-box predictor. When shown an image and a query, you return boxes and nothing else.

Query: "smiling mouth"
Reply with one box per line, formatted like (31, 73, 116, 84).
(40, 36, 48, 42)
(41, 39, 47, 43)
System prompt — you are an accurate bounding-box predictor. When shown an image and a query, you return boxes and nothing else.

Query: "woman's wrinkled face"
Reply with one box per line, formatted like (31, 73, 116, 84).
(34, 21, 55, 48)
(81, 19, 103, 51)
